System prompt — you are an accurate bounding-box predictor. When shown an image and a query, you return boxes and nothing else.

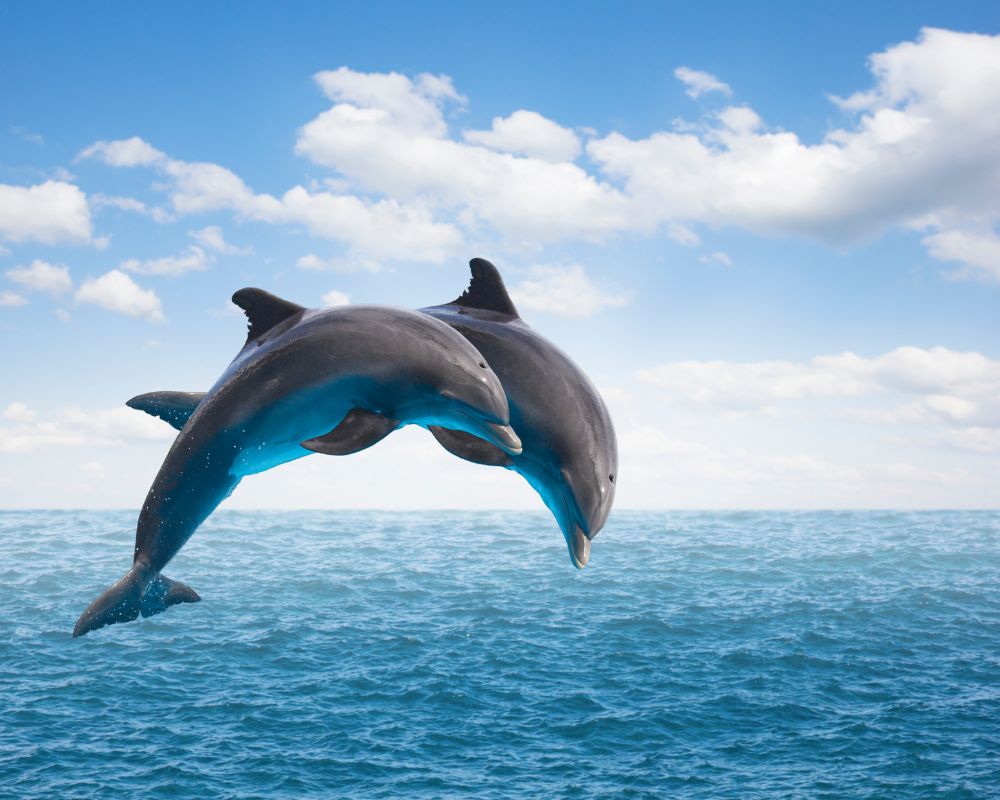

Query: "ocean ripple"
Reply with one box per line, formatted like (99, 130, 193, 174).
(1, 510, 998, 798)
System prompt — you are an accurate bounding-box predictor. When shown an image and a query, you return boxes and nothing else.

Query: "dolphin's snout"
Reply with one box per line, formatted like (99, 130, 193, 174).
(486, 422, 522, 455)
(569, 525, 590, 569)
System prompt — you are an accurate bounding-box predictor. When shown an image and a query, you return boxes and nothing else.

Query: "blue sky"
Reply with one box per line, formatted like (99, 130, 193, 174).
(1, 1, 998, 509)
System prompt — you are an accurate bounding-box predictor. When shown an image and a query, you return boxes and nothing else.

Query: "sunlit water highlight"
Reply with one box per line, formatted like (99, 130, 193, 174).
(1, 510, 998, 798)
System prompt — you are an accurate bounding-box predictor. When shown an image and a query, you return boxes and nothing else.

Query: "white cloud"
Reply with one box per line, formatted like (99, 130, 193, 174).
(922, 227, 1000, 282)
(0, 290, 28, 307)
(295, 68, 631, 242)
(83, 136, 462, 263)
(942, 427, 1000, 454)
(81, 460, 106, 481)
(699, 250, 733, 266)
(508, 264, 631, 318)
(666, 223, 701, 246)
(320, 289, 350, 306)
(121, 245, 210, 276)
(637, 347, 1000, 446)
(2, 402, 36, 423)
(79, 136, 166, 167)
(674, 67, 733, 99)
(0, 402, 172, 454)
(75, 269, 165, 321)
(0, 181, 91, 244)
(189, 225, 252, 255)
(5, 260, 72, 295)
(590, 28, 1000, 260)
(78, 29, 1000, 283)
(464, 110, 582, 162)
(91, 193, 171, 223)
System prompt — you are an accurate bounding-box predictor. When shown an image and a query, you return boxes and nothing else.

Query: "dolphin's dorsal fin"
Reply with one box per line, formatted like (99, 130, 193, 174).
(448, 258, 519, 317)
(127, 391, 206, 431)
(232, 288, 305, 344)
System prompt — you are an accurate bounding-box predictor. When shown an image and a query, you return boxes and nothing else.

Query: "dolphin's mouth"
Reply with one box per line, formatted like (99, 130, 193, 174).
(483, 421, 522, 455)
(569, 525, 591, 569)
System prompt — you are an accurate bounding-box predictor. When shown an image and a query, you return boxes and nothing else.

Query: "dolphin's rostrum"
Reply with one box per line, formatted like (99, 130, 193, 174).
(72, 290, 520, 637)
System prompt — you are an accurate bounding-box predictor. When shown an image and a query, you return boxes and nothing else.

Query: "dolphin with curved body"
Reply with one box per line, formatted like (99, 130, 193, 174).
(73, 289, 521, 637)
(312, 259, 619, 569)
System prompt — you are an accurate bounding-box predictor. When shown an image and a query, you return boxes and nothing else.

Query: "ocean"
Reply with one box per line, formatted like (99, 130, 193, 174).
(1, 510, 998, 798)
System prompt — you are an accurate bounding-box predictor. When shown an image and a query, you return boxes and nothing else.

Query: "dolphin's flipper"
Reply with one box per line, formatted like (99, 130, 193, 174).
(300, 408, 399, 455)
(428, 426, 513, 467)
(127, 391, 206, 431)
(448, 258, 520, 317)
(232, 287, 305, 345)
(73, 567, 201, 638)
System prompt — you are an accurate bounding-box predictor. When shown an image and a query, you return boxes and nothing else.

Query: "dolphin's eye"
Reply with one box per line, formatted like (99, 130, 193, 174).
(609, 473, 615, 483)
(478, 361, 487, 368)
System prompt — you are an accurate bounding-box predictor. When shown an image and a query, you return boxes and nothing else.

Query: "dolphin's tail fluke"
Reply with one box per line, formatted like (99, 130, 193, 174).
(72, 567, 200, 638)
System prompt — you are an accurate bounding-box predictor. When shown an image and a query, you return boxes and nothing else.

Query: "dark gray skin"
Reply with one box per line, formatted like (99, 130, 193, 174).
(424, 260, 618, 568)
(316, 259, 618, 568)
(73, 292, 521, 637)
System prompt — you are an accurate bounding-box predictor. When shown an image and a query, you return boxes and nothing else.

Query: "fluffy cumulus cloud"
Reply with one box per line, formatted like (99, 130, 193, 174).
(320, 289, 350, 307)
(674, 67, 733, 99)
(295, 67, 630, 243)
(79, 136, 166, 167)
(0, 181, 91, 244)
(0, 290, 28, 308)
(5, 260, 73, 295)
(921, 227, 1000, 283)
(463, 110, 582, 162)
(75, 269, 164, 321)
(75, 28, 1000, 282)
(509, 265, 631, 318)
(638, 345, 1000, 453)
(590, 28, 1000, 262)
(0, 401, 171, 454)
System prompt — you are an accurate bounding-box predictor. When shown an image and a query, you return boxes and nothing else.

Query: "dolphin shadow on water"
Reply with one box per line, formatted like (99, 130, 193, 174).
(72, 292, 521, 637)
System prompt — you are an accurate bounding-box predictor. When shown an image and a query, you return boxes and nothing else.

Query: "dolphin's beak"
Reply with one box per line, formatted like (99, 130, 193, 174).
(484, 422, 522, 455)
(569, 525, 591, 569)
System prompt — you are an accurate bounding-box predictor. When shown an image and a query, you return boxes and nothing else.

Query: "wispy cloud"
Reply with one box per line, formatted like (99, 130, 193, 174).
(673, 67, 733, 99)
(0, 401, 172, 454)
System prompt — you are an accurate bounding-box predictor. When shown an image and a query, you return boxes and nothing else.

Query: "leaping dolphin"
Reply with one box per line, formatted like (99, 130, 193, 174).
(313, 259, 618, 568)
(73, 289, 521, 637)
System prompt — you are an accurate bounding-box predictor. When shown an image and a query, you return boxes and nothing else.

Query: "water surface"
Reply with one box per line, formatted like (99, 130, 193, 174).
(1, 510, 998, 798)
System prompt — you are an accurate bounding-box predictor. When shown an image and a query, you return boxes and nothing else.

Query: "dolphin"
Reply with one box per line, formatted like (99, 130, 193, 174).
(72, 289, 521, 637)
(312, 259, 618, 569)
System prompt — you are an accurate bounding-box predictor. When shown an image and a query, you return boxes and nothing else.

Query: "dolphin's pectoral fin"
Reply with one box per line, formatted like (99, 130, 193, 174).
(232, 287, 305, 346)
(127, 391, 206, 431)
(429, 426, 513, 467)
(446, 258, 520, 317)
(73, 566, 201, 637)
(140, 574, 201, 618)
(300, 408, 399, 456)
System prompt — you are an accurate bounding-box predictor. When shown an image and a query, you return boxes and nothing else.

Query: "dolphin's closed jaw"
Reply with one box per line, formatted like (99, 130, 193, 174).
(569, 526, 591, 569)
(486, 422, 522, 455)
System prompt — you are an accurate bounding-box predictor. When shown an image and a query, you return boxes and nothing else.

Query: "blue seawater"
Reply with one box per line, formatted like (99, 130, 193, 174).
(1, 510, 998, 798)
